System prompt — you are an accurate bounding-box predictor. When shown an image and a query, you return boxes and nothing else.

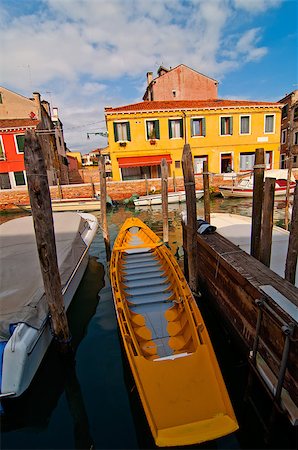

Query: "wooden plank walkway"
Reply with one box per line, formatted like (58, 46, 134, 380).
(183, 223, 298, 425)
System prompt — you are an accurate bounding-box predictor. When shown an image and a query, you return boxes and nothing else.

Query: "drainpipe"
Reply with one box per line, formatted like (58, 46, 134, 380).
(182, 110, 188, 145)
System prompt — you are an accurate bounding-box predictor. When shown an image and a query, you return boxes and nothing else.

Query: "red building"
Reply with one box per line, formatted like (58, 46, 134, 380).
(0, 87, 69, 190)
(143, 64, 218, 101)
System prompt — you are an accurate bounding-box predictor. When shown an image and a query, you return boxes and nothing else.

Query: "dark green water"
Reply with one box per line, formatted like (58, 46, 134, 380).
(0, 199, 295, 449)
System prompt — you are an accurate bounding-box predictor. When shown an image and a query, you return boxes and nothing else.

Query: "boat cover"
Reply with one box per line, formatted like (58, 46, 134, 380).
(0, 212, 88, 341)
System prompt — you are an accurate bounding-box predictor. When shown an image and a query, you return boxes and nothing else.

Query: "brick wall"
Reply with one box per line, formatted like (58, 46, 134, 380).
(1, 170, 297, 210)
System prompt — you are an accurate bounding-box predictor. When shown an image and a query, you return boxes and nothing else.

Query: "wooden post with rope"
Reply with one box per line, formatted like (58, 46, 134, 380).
(23, 129, 71, 350)
(285, 181, 298, 284)
(260, 177, 275, 267)
(161, 158, 169, 244)
(251, 148, 265, 260)
(99, 155, 111, 261)
(203, 161, 210, 224)
(182, 144, 199, 294)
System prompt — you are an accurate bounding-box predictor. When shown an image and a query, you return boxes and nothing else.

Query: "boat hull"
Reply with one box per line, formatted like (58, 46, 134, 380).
(18, 198, 101, 212)
(110, 218, 238, 446)
(219, 185, 295, 198)
(134, 190, 204, 206)
(0, 213, 98, 398)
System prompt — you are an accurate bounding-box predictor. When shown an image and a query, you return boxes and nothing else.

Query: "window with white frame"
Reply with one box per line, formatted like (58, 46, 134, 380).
(264, 114, 275, 133)
(0, 138, 5, 160)
(15, 134, 25, 153)
(168, 119, 183, 139)
(240, 151, 272, 171)
(281, 129, 287, 144)
(0, 173, 11, 189)
(191, 117, 206, 137)
(113, 121, 131, 142)
(280, 154, 286, 169)
(294, 131, 298, 145)
(146, 120, 160, 140)
(220, 116, 233, 135)
(240, 115, 250, 135)
(14, 171, 26, 186)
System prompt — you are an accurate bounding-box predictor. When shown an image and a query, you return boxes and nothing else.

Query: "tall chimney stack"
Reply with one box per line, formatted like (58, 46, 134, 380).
(146, 72, 153, 86)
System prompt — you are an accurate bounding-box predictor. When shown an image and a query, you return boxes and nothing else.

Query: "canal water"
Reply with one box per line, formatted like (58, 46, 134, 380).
(0, 198, 295, 450)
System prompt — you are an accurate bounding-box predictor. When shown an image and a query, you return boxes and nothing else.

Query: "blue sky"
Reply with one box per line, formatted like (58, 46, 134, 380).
(0, 0, 297, 153)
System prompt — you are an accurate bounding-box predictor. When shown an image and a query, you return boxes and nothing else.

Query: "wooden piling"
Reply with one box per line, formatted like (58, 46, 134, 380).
(260, 177, 275, 267)
(90, 176, 96, 198)
(203, 161, 210, 223)
(145, 174, 149, 196)
(173, 170, 177, 192)
(161, 158, 169, 244)
(23, 129, 71, 349)
(251, 148, 265, 260)
(285, 181, 298, 284)
(285, 155, 293, 231)
(99, 155, 111, 261)
(182, 144, 199, 293)
(57, 178, 63, 199)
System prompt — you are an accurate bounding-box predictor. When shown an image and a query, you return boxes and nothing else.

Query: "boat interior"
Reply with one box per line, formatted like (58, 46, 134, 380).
(112, 225, 203, 360)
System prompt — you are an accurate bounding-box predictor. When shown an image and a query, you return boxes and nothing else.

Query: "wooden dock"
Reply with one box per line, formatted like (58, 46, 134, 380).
(182, 222, 298, 426)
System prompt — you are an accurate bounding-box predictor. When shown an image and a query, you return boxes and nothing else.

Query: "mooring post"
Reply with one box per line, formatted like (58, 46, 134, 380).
(203, 161, 210, 223)
(90, 176, 96, 198)
(173, 170, 177, 192)
(57, 178, 63, 199)
(161, 158, 169, 244)
(23, 129, 71, 349)
(99, 155, 111, 261)
(260, 177, 275, 267)
(182, 144, 199, 294)
(251, 148, 265, 260)
(285, 181, 298, 284)
(145, 174, 149, 195)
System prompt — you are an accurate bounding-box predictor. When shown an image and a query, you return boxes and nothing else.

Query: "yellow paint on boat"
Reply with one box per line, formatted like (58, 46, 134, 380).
(110, 217, 238, 447)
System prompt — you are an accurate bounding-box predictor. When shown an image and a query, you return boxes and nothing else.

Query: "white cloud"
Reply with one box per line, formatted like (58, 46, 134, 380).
(0, 0, 283, 152)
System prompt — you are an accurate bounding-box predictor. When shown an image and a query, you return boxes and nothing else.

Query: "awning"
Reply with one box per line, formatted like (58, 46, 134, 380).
(118, 154, 172, 168)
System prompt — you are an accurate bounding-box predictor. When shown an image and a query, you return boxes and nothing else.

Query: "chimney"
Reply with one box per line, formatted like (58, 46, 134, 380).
(147, 72, 153, 85)
(33, 92, 42, 119)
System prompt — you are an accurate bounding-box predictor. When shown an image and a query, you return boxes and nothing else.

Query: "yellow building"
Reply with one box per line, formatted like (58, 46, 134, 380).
(105, 99, 282, 181)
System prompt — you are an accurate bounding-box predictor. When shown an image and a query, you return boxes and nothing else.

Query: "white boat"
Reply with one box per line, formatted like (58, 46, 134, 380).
(219, 169, 296, 198)
(0, 212, 98, 399)
(17, 197, 101, 212)
(209, 213, 297, 286)
(133, 190, 204, 206)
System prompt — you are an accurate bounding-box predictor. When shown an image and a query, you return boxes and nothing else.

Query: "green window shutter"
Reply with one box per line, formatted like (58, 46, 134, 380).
(0, 140, 4, 160)
(202, 118, 206, 136)
(16, 135, 25, 152)
(220, 118, 225, 135)
(113, 123, 118, 142)
(190, 119, 194, 137)
(180, 119, 184, 138)
(229, 117, 233, 135)
(169, 120, 173, 139)
(155, 120, 160, 139)
(146, 121, 150, 139)
(126, 122, 131, 141)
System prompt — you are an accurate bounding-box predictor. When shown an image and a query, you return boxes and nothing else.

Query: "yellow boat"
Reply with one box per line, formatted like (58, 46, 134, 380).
(110, 218, 238, 447)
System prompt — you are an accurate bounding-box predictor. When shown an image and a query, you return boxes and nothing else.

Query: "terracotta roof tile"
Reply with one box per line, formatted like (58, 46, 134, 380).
(105, 99, 282, 113)
(0, 118, 40, 129)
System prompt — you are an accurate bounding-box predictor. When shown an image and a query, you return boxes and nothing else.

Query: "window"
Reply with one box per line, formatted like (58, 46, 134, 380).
(240, 151, 272, 171)
(175, 161, 181, 169)
(191, 118, 206, 137)
(280, 154, 286, 169)
(121, 166, 151, 181)
(194, 156, 208, 174)
(0, 138, 5, 160)
(14, 171, 26, 186)
(240, 115, 250, 135)
(220, 116, 233, 135)
(264, 114, 275, 133)
(146, 120, 160, 140)
(0, 173, 11, 189)
(168, 119, 183, 139)
(0, 92, 2, 104)
(294, 107, 298, 121)
(294, 131, 298, 145)
(172, 90, 176, 98)
(282, 104, 288, 119)
(221, 153, 233, 173)
(281, 129, 287, 144)
(113, 122, 131, 142)
(15, 134, 25, 153)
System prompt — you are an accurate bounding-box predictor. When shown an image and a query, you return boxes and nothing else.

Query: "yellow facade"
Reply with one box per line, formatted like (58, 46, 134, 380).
(105, 104, 281, 181)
